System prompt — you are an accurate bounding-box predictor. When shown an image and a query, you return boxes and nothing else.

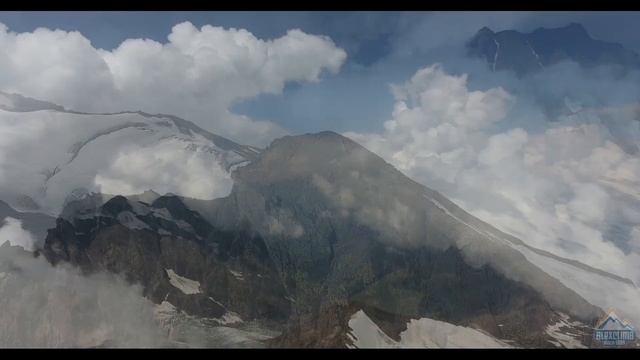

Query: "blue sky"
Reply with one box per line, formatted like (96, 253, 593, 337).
(1, 11, 640, 134)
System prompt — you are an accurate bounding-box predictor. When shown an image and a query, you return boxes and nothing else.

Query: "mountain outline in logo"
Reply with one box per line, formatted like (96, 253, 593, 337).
(593, 308, 636, 346)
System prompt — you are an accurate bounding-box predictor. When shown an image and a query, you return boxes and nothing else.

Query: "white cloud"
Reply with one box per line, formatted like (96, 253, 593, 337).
(478, 128, 528, 166)
(0, 217, 36, 251)
(0, 243, 166, 347)
(94, 140, 234, 200)
(346, 64, 640, 284)
(0, 21, 346, 146)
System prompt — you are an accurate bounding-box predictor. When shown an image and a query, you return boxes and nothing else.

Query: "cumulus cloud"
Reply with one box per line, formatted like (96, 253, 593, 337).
(346, 63, 640, 284)
(0, 21, 346, 146)
(0, 217, 36, 251)
(94, 140, 234, 201)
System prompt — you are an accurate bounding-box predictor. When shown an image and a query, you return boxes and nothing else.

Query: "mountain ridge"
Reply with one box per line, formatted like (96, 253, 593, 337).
(467, 23, 640, 75)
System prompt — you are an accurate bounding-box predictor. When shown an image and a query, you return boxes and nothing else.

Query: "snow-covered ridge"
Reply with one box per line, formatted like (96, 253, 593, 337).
(515, 245, 640, 327)
(0, 100, 261, 215)
(347, 310, 511, 348)
(206, 298, 243, 325)
(424, 191, 640, 326)
(0, 90, 65, 112)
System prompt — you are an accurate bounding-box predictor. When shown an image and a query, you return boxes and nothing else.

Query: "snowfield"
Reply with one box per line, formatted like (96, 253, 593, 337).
(347, 310, 511, 348)
(166, 269, 202, 295)
(0, 105, 258, 215)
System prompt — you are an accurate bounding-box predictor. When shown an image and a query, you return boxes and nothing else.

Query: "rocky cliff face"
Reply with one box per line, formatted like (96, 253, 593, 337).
(43, 194, 290, 327)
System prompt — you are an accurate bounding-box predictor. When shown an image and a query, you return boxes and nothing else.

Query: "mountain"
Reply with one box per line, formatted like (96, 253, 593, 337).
(0, 90, 66, 112)
(40, 131, 640, 348)
(0, 91, 260, 217)
(467, 23, 640, 76)
(43, 193, 290, 325)
(2, 91, 637, 348)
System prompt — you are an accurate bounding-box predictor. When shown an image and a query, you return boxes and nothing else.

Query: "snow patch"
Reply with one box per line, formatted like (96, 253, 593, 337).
(166, 269, 201, 295)
(347, 310, 398, 348)
(527, 41, 544, 69)
(208, 297, 225, 307)
(347, 310, 510, 348)
(399, 317, 512, 348)
(214, 312, 243, 325)
(117, 211, 151, 231)
(228, 160, 251, 173)
(545, 313, 587, 348)
(492, 39, 500, 72)
(425, 195, 499, 244)
(229, 269, 244, 281)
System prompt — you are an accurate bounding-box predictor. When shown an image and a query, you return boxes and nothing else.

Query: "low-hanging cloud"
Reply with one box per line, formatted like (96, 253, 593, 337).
(0, 217, 36, 252)
(93, 140, 234, 201)
(0, 234, 273, 348)
(0, 241, 167, 347)
(345, 63, 640, 286)
(0, 21, 347, 146)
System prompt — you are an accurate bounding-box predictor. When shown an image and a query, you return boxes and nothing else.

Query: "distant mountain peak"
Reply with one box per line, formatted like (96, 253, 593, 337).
(555, 22, 587, 31)
(0, 90, 65, 112)
(467, 23, 640, 76)
(477, 26, 494, 35)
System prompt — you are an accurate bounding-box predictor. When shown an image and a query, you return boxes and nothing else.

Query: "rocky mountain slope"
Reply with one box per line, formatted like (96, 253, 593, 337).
(40, 131, 634, 348)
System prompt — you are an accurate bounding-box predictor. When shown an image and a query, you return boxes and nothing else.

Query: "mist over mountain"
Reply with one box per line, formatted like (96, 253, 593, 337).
(0, 87, 637, 349)
(0, 15, 639, 349)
